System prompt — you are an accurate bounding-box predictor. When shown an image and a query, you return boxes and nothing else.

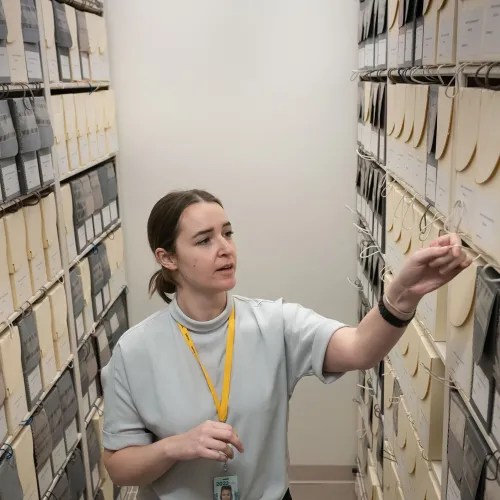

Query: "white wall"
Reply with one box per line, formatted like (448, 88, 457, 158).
(106, 0, 359, 466)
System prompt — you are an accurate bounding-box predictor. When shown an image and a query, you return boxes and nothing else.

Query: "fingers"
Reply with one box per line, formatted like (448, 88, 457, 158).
(414, 245, 450, 265)
(204, 438, 235, 459)
(438, 249, 468, 275)
(210, 422, 244, 453)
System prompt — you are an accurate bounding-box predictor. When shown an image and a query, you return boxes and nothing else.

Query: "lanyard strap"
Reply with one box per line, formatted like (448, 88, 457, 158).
(176, 307, 235, 422)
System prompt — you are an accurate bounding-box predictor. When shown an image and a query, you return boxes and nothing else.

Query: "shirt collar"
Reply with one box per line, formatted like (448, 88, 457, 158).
(169, 293, 233, 333)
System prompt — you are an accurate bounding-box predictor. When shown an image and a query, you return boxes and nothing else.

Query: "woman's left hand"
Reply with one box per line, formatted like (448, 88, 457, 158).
(388, 233, 472, 313)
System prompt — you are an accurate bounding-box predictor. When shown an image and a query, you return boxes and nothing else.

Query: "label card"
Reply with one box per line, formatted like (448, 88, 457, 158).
(64, 418, 78, 450)
(51, 438, 66, 473)
(37, 459, 53, 497)
(57, 143, 69, 175)
(76, 313, 85, 341)
(24, 156, 41, 190)
(93, 213, 103, 236)
(110, 312, 119, 333)
(26, 50, 42, 80)
(81, 54, 90, 80)
(98, 131, 107, 157)
(95, 292, 103, 316)
(28, 365, 42, 402)
(101, 205, 111, 228)
(110, 200, 118, 221)
(2, 162, 20, 197)
(77, 225, 87, 251)
(458, 7, 484, 60)
(472, 364, 490, 422)
(85, 218, 94, 241)
(39, 153, 54, 183)
(103, 283, 110, 306)
(60, 54, 71, 80)
(438, 18, 454, 62)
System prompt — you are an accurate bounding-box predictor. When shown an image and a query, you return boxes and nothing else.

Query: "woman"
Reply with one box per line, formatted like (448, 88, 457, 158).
(102, 189, 470, 500)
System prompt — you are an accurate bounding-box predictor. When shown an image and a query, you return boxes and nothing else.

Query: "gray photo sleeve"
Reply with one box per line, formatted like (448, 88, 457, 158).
(101, 344, 154, 450)
(282, 302, 348, 394)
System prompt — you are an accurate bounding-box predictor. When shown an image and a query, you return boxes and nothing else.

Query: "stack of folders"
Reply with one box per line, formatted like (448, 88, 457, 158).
(358, 0, 389, 71)
(52, 89, 117, 178)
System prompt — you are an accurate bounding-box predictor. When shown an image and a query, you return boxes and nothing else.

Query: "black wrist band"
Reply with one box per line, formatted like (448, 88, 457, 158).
(377, 296, 415, 328)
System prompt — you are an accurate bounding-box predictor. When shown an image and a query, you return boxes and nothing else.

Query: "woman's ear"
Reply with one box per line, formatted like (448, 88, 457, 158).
(155, 248, 177, 271)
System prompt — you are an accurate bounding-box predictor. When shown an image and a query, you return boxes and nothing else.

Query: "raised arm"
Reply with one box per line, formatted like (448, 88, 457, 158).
(323, 234, 471, 373)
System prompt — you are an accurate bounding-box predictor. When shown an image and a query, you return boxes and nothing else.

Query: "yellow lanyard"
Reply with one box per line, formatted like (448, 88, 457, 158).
(176, 308, 235, 422)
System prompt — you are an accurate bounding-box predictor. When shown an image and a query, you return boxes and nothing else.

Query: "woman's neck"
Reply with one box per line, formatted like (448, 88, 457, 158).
(176, 289, 227, 322)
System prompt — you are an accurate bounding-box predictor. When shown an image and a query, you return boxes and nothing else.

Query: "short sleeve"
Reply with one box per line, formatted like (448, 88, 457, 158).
(101, 344, 154, 450)
(283, 301, 348, 394)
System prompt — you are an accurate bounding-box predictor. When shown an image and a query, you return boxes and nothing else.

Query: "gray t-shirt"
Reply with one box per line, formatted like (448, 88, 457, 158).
(101, 294, 347, 500)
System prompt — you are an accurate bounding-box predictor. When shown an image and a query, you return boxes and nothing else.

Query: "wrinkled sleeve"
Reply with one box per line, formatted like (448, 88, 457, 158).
(283, 301, 348, 395)
(101, 344, 154, 450)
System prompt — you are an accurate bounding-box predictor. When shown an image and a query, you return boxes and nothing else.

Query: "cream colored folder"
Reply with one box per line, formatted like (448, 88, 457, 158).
(85, 93, 99, 160)
(104, 89, 118, 153)
(92, 91, 107, 157)
(437, 0, 458, 64)
(23, 204, 48, 294)
(74, 93, 90, 166)
(5, 210, 33, 308)
(41, 193, 62, 280)
(12, 427, 38, 497)
(388, 0, 399, 68)
(41, 0, 59, 82)
(447, 251, 482, 399)
(5, 0, 28, 82)
(423, 0, 439, 65)
(61, 183, 77, 263)
(412, 85, 429, 197)
(472, 89, 500, 263)
(401, 85, 416, 189)
(456, 0, 485, 63)
(48, 283, 71, 369)
(63, 94, 80, 171)
(51, 95, 70, 175)
(80, 258, 94, 334)
(0, 218, 14, 324)
(65, 5, 82, 81)
(86, 13, 100, 81)
(33, 298, 57, 391)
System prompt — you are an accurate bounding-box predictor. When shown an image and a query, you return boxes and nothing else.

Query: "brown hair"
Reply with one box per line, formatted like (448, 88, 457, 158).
(147, 189, 223, 303)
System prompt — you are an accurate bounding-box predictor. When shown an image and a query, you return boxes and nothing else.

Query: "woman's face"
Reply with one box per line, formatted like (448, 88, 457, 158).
(221, 488, 232, 500)
(158, 201, 237, 295)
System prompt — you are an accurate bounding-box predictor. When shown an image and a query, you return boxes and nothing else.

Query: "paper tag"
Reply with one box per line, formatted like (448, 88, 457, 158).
(42, 350, 56, 387)
(93, 213, 103, 236)
(405, 28, 413, 63)
(57, 142, 69, 175)
(95, 292, 104, 316)
(49, 55, 59, 83)
(77, 225, 87, 251)
(0, 405, 7, 441)
(447, 470, 461, 500)
(76, 313, 85, 341)
(23, 156, 40, 190)
(92, 464, 100, 490)
(85, 218, 95, 241)
(81, 54, 90, 80)
(103, 283, 110, 306)
(102, 205, 111, 228)
(89, 379, 98, 406)
(28, 365, 42, 402)
(39, 153, 54, 183)
(484, 2, 500, 54)
(110, 312, 119, 333)
(51, 438, 66, 473)
(65, 418, 78, 449)
(415, 24, 424, 60)
(68, 139, 80, 170)
(438, 17, 454, 62)
(458, 7, 484, 60)
(37, 459, 53, 496)
(78, 136, 90, 165)
(26, 50, 42, 80)
(1, 162, 20, 197)
(110, 200, 118, 221)
(0, 46, 9, 78)
(60, 54, 71, 80)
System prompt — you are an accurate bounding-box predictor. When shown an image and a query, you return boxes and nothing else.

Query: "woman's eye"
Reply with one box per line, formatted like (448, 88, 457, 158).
(225, 230, 234, 238)
(197, 238, 210, 246)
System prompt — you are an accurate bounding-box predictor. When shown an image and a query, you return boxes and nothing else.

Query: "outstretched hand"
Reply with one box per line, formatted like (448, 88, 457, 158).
(389, 233, 472, 312)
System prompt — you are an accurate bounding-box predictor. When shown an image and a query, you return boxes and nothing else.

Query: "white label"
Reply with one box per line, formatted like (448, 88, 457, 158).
(81, 53, 90, 80)
(89, 379, 98, 406)
(102, 205, 111, 228)
(71, 54, 82, 81)
(110, 312, 119, 333)
(37, 459, 53, 497)
(57, 142, 69, 175)
(85, 217, 95, 241)
(95, 292, 103, 316)
(0, 46, 9, 78)
(51, 438, 66, 473)
(77, 225, 87, 251)
(378, 38, 387, 66)
(83, 392, 90, 417)
(27, 365, 42, 402)
(60, 54, 71, 80)
(0, 405, 7, 442)
(103, 283, 110, 306)
(458, 8, 484, 60)
(39, 153, 54, 183)
(484, 2, 500, 54)
(2, 162, 20, 197)
(93, 213, 103, 236)
(365, 43, 374, 68)
(447, 470, 461, 500)
(76, 313, 85, 341)
(110, 200, 118, 221)
(415, 25, 424, 60)
(26, 50, 42, 80)
(405, 28, 414, 63)
(92, 464, 100, 490)
(10, 384, 28, 426)
(438, 17, 454, 62)
(23, 157, 40, 190)
(68, 138, 80, 170)
(398, 33, 406, 65)
(475, 205, 498, 254)
(65, 418, 78, 450)
(426, 164, 437, 203)
(78, 136, 90, 165)
(98, 131, 107, 157)
(423, 17, 438, 64)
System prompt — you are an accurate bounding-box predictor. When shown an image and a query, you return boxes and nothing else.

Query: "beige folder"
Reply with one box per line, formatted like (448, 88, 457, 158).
(5, 0, 28, 82)
(41, 0, 59, 83)
(74, 93, 90, 166)
(456, 0, 485, 63)
(92, 91, 107, 157)
(23, 204, 48, 294)
(61, 184, 77, 263)
(86, 93, 99, 160)
(51, 95, 70, 175)
(423, 0, 439, 65)
(48, 283, 71, 369)
(33, 298, 57, 390)
(104, 89, 118, 153)
(388, 0, 399, 68)
(412, 85, 429, 197)
(437, 0, 458, 64)
(65, 5, 82, 81)
(40, 193, 62, 280)
(80, 258, 94, 334)
(11, 427, 38, 497)
(0, 218, 14, 324)
(63, 94, 80, 171)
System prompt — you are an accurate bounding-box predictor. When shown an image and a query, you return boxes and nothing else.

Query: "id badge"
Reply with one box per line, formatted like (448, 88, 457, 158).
(213, 475, 239, 500)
